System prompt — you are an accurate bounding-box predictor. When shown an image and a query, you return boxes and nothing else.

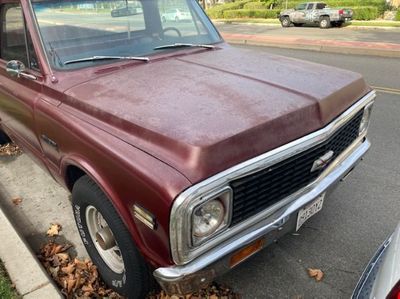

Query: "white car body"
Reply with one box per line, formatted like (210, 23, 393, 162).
(353, 222, 400, 298)
(161, 8, 191, 22)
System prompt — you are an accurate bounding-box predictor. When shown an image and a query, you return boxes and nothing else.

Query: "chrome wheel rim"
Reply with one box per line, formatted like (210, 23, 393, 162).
(86, 205, 125, 274)
(283, 19, 289, 26)
(321, 20, 327, 27)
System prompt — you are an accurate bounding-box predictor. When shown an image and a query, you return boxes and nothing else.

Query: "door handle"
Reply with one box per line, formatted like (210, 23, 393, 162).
(18, 72, 37, 81)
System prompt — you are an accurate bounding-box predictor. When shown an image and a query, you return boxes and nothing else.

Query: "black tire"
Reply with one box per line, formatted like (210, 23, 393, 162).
(280, 16, 291, 27)
(336, 21, 344, 27)
(0, 131, 11, 145)
(72, 175, 155, 299)
(319, 16, 331, 29)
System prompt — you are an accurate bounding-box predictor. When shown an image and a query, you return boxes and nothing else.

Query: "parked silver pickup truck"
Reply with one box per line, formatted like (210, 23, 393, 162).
(279, 2, 353, 28)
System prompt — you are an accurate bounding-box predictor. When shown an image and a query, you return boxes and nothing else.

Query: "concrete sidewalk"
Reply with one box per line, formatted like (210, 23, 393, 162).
(221, 32, 400, 57)
(216, 22, 400, 57)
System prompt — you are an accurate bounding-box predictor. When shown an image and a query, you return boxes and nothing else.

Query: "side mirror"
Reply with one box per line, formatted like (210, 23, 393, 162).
(6, 60, 36, 80)
(6, 60, 25, 77)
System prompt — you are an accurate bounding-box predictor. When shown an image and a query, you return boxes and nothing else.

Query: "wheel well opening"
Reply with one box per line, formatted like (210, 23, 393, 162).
(0, 130, 11, 145)
(66, 165, 86, 191)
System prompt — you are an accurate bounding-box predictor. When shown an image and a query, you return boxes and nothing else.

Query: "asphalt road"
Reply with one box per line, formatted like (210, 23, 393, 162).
(0, 47, 399, 299)
(216, 23, 400, 44)
(217, 46, 400, 298)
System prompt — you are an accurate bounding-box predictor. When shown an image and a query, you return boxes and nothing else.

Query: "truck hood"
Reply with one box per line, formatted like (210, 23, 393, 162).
(64, 46, 370, 183)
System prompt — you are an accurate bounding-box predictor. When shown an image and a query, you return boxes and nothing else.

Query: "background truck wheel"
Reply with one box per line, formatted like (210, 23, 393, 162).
(0, 131, 11, 145)
(319, 16, 331, 29)
(280, 16, 291, 27)
(72, 175, 155, 298)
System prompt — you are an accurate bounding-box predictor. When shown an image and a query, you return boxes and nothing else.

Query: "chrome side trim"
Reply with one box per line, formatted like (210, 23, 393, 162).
(170, 90, 376, 265)
(156, 138, 371, 290)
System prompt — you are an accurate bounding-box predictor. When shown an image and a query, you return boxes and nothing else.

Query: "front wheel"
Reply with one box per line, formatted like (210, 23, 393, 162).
(72, 175, 155, 298)
(280, 16, 291, 27)
(319, 16, 331, 29)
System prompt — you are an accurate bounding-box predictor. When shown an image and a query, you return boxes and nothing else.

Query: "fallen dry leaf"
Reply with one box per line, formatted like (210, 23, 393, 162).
(61, 263, 75, 274)
(47, 223, 62, 237)
(0, 143, 22, 157)
(56, 253, 69, 263)
(11, 197, 23, 206)
(307, 268, 324, 282)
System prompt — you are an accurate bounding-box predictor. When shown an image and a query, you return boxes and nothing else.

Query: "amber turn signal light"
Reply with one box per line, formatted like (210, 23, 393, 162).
(229, 239, 265, 268)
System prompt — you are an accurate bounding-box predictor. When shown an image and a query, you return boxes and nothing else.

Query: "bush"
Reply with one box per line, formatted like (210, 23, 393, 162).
(206, 0, 252, 18)
(396, 10, 400, 21)
(243, 2, 267, 9)
(223, 8, 280, 18)
(352, 6, 379, 20)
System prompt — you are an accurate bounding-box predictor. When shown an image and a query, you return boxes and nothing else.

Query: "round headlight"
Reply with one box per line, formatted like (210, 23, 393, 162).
(192, 200, 225, 238)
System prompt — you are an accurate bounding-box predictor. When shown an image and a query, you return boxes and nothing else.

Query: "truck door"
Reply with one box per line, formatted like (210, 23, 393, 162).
(293, 3, 307, 23)
(0, 3, 44, 163)
(304, 3, 316, 22)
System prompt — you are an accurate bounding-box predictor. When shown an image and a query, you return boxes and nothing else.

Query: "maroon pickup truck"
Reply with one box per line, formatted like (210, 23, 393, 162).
(0, 0, 375, 298)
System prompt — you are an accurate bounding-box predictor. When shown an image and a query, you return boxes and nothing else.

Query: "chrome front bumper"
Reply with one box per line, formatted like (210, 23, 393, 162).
(154, 138, 371, 294)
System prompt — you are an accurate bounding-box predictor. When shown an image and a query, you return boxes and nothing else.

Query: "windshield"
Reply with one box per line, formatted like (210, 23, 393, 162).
(31, 0, 221, 69)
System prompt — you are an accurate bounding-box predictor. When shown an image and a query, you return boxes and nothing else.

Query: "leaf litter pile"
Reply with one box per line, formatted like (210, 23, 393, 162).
(0, 143, 22, 157)
(146, 283, 240, 299)
(39, 223, 240, 298)
(39, 224, 123, 298)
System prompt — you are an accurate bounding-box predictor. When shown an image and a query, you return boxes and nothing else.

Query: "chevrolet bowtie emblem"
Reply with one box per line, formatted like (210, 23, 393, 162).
(311, 150, 335, 172)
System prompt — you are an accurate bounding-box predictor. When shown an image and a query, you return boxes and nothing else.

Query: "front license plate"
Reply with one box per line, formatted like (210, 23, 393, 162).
(296, 193, 325, 231)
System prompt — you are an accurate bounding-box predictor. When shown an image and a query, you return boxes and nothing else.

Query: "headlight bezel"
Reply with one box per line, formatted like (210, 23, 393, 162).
(359, 101, 374, 136)
(191, 187, 232, 246)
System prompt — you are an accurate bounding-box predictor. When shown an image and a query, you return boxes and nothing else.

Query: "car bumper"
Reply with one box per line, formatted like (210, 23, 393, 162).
(154, 137, 371, 294)
(340, 16, 352, 22)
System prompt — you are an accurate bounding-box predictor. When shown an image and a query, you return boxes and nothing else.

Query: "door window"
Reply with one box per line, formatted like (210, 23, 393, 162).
(295, 3, 307, 10)
(306, 3, 314, 10)
(1, 4, 39, 70)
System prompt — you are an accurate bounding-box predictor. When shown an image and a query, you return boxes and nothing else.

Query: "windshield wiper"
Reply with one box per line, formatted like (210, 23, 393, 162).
(153, 43, 215, 50)
(63, 55, 149, 65)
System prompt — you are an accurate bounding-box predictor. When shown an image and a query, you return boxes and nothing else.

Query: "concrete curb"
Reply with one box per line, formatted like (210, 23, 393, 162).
(221, 33, 400, 58)
(0, 207, 63, 298)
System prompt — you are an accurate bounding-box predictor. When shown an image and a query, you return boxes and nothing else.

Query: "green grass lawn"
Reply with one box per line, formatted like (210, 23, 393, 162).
(0, 261, 19, 299)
